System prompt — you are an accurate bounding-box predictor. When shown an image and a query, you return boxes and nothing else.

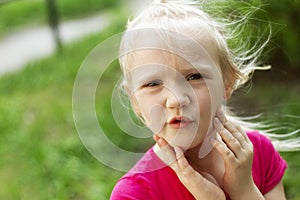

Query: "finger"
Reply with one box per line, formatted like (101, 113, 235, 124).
(153, 134, 160, 143)
(216, 108, 250, 144)
(174, 147, 206, 184)
(174, 147, 191, 172)
(155, 136, 178, 166)
(223, 120, 248, 149)
(211, 137, 236, 164)
(233, 123, 251, 143)
(214, 117, 242, 156)
(216, 109, 243, 147)
(154, 134, 168, 148)
(216, 107, 227, 124)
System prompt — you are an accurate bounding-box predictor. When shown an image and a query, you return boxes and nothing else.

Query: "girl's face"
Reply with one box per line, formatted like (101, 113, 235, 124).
(125, 49, 226, 150)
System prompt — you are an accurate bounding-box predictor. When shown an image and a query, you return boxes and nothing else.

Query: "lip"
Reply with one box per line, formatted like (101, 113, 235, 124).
(168, 116, 193, 129)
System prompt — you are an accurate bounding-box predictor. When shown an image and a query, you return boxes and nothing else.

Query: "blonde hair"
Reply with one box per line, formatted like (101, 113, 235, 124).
(119, 0, 300, 151)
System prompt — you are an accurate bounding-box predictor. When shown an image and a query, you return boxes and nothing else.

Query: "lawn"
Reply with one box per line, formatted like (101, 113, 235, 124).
(0, 15, 300, 200)
(0, 0, 121, 36)
(0, 19, 128, 199)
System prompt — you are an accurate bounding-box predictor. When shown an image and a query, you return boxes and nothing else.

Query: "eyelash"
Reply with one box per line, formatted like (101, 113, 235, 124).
(143, 80, 162, 87)
(142, 73, 202, 88)
(186, 73, 203, 81)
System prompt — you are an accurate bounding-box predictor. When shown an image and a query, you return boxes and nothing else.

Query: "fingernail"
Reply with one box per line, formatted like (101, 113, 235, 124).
(213, 117, 223, 131)
(217, 109, 226, 123)
(161, 137, 168, 145)
(217, 107, 223, 116)
(157, 138, 163, 148)
(157, 137, 168, 148)
(153, 134, 160, 142)
(210, 138, 218, 146)
(216, 132, 222, 141)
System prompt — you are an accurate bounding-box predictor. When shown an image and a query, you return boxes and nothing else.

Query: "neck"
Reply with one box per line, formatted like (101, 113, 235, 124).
(184, 145, 225, 186)
(184, 145, 215, 171)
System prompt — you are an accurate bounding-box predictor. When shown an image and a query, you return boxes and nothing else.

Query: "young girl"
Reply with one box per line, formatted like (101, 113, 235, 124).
(110, 0, 290, 199)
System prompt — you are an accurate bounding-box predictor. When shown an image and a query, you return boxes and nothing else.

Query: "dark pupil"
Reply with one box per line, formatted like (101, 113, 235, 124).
(148, 81, 159, 87)
(188, 73, 202, 80)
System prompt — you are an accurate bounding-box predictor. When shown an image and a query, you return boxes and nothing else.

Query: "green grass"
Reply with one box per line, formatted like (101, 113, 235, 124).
(0, 0, 120, 37)
(0, 18, 300, 199)
(0, 18, 128, 199)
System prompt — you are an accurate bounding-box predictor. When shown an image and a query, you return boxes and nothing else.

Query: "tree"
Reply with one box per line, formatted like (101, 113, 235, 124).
(45, 0, 62, 52)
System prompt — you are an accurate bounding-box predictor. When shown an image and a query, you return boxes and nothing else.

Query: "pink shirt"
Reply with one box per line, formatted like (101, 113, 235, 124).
(110, 131, 287, 200)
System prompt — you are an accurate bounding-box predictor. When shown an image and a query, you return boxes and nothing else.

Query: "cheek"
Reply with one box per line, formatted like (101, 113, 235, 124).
(197, 93, 212, 137)
(196, 87, 212, 116)
(194, 86, 215, 138)
(134, 94, 166, 134)
(203, 80, 224, 115)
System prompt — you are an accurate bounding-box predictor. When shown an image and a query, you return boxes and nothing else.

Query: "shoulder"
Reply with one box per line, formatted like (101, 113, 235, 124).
(246, 130, 286, 160)
(246, 130, 270, 145)
(110, 174, 157, 200)
(110, 147, 167, 200)
(246, 130, 280, 154)
(110, 147, 194, 200)
(246, 130, 286, 165)
(246, 130, 288, 194)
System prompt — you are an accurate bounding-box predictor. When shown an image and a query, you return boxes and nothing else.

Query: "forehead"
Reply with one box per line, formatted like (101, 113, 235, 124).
(128, 50, 185, 69)
(120, 26, 218, 69)
(125, 48, 217, 73)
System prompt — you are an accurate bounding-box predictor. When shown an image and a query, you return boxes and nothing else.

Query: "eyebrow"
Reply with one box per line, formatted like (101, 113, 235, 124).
(133, 64, 211, 77)
(129, 68, 165, 85)
(180, 64, 212, 74)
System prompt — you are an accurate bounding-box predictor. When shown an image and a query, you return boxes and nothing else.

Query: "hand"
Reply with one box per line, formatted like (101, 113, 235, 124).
(153, 135, 226, 200)
(213, 109, 264, 200)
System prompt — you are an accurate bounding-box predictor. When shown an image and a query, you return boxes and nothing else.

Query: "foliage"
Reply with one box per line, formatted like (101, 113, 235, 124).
(265, 0, 300, 69)
(203, 0, 300, 70)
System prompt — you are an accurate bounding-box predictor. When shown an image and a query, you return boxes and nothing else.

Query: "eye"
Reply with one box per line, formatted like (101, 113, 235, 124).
(186, 73, 203, 81)
(142, 80, 162, 88)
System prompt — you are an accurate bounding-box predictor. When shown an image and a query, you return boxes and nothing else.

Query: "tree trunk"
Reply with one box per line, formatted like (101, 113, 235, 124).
(45, 0, 62, 52)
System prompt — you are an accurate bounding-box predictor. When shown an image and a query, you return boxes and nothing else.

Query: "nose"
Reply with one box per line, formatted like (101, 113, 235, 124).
(166, 88, 191, 109)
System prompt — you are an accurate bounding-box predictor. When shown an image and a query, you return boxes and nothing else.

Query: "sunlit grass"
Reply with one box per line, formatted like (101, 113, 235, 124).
(0, 21, 126, 199)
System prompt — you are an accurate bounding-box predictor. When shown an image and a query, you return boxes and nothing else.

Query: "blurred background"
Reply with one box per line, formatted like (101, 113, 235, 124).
(0, 0, 299, 199)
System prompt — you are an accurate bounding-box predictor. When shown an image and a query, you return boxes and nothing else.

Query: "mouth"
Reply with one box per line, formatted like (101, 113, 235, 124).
(168, 116, 193, 129)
